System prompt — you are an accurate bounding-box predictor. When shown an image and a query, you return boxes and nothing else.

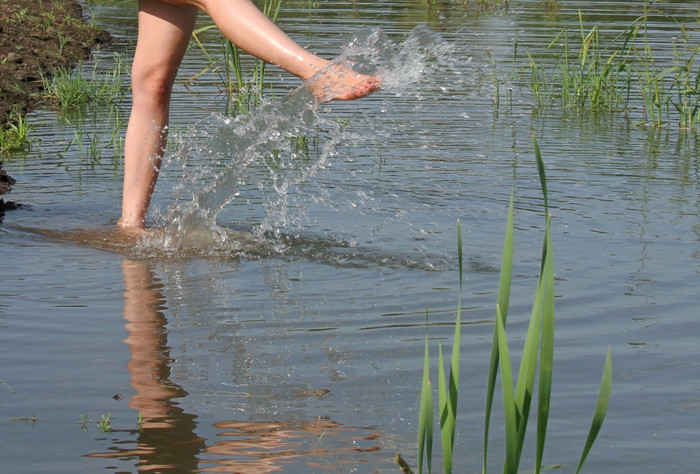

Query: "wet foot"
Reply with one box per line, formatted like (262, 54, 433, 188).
(116, 218, 164, 241)
(117, 216, 146, 232)
(306, 62, 381, 102)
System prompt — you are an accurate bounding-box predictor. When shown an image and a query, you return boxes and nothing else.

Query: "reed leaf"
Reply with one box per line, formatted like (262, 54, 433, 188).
(483, 189, 514, 474)
(449, 219, 463, 444)
(495, 305, 518, 474)
(534, 137, 555, 474)
(576, 347, 613, 474)
(418, 316, 434, 474)
(437, 220, 463, 474)
(421, 138, 610, 474)
(438, 345, 452, 473)
(457, 219, 463, 291)
(512, 268, 543, 466)
(534, 246, 555, 473)
(534, 221, 555, 472)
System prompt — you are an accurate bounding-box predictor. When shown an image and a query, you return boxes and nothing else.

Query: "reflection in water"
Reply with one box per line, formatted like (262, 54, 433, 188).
(86, 260, 205, 470)
(202, 419, 381, 473)
(86, 259, 381, 472)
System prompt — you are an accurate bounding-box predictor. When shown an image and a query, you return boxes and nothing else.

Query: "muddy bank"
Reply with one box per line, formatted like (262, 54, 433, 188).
(0, 0, 111, 217)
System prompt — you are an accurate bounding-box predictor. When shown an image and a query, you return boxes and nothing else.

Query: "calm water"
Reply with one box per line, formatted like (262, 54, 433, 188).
(1, 1, 699, 472)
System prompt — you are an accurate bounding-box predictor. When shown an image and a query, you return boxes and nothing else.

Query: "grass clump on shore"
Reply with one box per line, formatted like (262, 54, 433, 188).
(0, 114, 33, 153)
(405, 137, 612, 474)
(40, 55, 127, 112)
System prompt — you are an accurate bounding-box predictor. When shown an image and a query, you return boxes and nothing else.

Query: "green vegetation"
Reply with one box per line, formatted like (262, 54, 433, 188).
(79, 414, 89, 430)
(59, 106, 125, 166)
(9, 414, 38, 423)
(519, 4, 700, 129)
(78, 413, 114, 432)
(40, 55, 127, 111)
(99, 413, 113, 433)
(0, 113, 33, 153)
(410, 138, 612, 474)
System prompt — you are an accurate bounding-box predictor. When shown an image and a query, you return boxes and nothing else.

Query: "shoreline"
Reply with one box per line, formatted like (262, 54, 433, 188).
(0, 0, 112, 217)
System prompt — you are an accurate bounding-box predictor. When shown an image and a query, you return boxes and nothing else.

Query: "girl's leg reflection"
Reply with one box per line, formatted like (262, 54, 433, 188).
(98, 260, 205, 469)
(88, 260, 381, 471)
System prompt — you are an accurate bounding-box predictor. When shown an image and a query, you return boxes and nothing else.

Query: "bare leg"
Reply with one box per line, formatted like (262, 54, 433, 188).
(119, 0, 380, 229)
(164, 0, 381, 100)
(118, 1, 197, 229)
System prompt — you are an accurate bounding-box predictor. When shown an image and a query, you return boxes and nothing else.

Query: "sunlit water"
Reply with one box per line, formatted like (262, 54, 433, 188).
(1, 1, 699, 472)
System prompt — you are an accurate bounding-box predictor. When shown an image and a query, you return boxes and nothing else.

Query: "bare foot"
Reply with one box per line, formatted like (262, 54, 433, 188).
(306, 62, 381, 102)
(117, 216, 146, 231)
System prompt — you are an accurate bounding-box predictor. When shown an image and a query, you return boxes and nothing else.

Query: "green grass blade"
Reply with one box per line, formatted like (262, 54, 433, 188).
(483, 190, 515, 473)
(495, 305, 518, 474)
(536, 214, 555, 474)
(439, 224, 463, 474)
(576, 347, 613, 474)
(457, 219, 463, 291)
(535, 136, 555, 473)
(449, 297, 461, 434)
(512, 275, 543, 466)
(448, 223, 463, 451)
(441, 302, 462, 473)
(438, 345, 452, 473)
(533, 136, 548, 215)
(418, 317, 434, 474)
(506, 211, 540, 463)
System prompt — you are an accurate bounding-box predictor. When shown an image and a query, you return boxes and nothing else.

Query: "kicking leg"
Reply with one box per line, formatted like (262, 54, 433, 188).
(163, 0, 380, 101)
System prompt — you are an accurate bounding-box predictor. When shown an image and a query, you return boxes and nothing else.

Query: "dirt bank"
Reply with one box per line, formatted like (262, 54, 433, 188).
(0, 0, 111, 217)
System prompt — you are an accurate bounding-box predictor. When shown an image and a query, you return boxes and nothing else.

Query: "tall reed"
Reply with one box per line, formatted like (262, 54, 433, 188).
(411, 137, 612, 474)
(528, 11, 636, 113)
(523, 2, 700, 129)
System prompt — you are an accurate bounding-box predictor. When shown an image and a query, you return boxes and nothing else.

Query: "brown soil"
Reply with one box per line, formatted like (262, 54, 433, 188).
(0, 0, 112, 216)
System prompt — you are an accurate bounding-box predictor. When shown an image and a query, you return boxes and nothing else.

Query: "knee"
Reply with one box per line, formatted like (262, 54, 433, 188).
(131, 63, 177, 105)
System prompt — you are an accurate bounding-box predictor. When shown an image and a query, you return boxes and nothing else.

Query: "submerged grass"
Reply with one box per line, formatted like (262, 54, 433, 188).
(59, 106, 125, 167)
(411, 137, 612, 473)
(522, 2, 700, 129)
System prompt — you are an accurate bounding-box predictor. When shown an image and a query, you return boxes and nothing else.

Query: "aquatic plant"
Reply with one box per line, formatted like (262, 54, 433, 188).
(77, 413, 115, 432)
(526, 11, 636, 113)
(79, 414, 89, 431)
(411, 137, 612, 473)
(99, 413, 113, 433)
(59, 106, 125, 166)
(522, 2, 700, 129)
(0, 113, 33, 153)
(416, 218, 462, 474)
(648, 22, 700, 130)
(9, 414, 38, 423)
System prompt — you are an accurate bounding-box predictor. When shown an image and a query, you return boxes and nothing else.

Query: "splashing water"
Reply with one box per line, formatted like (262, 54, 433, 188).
(145, 25, 461, 259)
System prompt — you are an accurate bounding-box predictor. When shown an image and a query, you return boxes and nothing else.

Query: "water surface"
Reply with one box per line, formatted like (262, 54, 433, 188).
(1, 1, 699, 472)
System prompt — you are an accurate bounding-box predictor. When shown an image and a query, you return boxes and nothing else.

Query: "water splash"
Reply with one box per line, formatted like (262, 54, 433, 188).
(147, 25, 459, 262)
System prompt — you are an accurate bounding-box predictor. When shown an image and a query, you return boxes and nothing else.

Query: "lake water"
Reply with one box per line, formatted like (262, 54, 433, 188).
(1, 1, 699, 472)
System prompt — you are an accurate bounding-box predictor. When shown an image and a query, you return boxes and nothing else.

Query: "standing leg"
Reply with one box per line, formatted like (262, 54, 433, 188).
(118, 0, 197, 229)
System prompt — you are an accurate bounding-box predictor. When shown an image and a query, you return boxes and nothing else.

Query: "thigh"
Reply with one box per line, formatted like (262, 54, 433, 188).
(133, 0, 198, 82)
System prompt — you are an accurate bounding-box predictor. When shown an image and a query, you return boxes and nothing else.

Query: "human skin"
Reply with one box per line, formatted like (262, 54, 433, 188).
(117, 0, 381, 230)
